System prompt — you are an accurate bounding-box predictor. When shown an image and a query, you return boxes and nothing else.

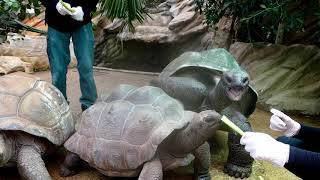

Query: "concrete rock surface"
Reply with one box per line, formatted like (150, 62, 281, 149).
(94, 0, 213, 71)
(230, 42, 320, 115)
(0, 56, 32, 75)
(0, 33, 77, 71)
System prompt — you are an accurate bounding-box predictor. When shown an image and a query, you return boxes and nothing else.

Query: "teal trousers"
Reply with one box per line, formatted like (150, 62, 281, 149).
(47, 22, 97, 109)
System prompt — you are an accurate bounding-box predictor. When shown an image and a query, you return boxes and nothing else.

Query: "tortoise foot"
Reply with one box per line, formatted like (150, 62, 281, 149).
(197, 172, 211, 180)
(223, 163, 251, 179)
(59, 165, 77, 177)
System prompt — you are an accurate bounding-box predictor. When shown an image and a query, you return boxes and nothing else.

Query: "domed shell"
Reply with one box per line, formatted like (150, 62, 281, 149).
(64, 85, 190, 175)
(159, 48, 258, 116)
(159, 48, 242, 78)
(0, 72, 75, 145)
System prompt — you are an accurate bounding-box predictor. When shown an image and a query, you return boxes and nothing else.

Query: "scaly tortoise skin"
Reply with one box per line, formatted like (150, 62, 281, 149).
(61, 85, 221, 180)
(151, 48, 258, 178)
(0, 72, 75, 180)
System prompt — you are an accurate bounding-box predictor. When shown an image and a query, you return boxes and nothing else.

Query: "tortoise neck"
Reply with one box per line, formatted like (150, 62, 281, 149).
(0, 132, 14, 166)
(206, 81, 232, 112)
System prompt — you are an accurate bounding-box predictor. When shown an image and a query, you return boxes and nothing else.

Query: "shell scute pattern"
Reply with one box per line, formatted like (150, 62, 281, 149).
(0, 73, 74, 146)
(64, 85, 189, 172)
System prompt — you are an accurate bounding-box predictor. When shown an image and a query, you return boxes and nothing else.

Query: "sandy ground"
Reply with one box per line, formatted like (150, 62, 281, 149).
(1, 69, 319, 180)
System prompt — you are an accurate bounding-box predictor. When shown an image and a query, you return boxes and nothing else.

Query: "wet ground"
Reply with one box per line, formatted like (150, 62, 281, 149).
(1, 68, 319, 179)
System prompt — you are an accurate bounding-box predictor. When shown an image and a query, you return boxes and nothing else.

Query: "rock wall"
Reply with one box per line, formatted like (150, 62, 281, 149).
(230, 42, 320, 115)
(0, 56, 33, 75)
(0, 33, 77, 73)
(94, 0, 213, 72)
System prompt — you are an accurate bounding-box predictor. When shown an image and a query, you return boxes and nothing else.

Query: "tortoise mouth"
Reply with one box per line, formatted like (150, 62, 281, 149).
(227, 86, 246, 101)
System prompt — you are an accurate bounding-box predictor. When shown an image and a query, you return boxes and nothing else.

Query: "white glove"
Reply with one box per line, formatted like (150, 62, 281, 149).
(56, 2, 72, 16)
(70, 6, 84, 21)
(240, 132, 290, 167)
(270, 108, 301, 137)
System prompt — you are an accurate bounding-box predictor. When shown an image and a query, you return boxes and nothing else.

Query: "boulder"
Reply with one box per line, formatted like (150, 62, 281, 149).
(94, 0, 213, 71)
(0, 56, 33, 75)
(230, 42, 320, 115)
(0, 33, 77, 71)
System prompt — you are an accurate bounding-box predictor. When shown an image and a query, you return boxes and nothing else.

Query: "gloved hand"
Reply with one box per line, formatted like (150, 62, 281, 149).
(56, 1, 72, 16)
(270, 108, 301, 137)
(70, 6, 84, 21)
(240, 132, 290, 167)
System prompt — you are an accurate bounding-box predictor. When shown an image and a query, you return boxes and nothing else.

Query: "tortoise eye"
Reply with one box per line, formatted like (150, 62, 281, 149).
(225, 75, 232, 83)
(242, 77, 249, 84)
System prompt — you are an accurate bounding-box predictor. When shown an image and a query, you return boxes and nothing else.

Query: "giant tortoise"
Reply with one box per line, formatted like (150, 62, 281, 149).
(151, 48, 258, 178)
(0, 72, 75, 180)
(60, 85, 221, 180)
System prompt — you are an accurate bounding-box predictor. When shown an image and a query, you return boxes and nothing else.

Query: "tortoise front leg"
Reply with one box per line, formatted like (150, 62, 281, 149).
(225, 132, 253, 178)
(138, 158, 163, 180)
(17, 145, 51, 180)
(193, 142, 211, 180)
(223, 110, 253, 178)
(0, 133, 13, 166)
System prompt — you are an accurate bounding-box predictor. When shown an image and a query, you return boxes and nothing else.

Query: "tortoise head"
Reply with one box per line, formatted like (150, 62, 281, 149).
(167, 110, 222, 154)
(181, 110, 222, 141)
(221, 69, 249, 101)
(196, 110, 222, 136)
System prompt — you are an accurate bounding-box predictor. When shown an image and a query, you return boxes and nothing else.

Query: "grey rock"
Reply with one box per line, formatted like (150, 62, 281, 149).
(230, 42, 320, 115)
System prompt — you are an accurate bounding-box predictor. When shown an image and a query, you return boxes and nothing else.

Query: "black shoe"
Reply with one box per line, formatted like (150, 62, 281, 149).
(81, 104, 88, 112)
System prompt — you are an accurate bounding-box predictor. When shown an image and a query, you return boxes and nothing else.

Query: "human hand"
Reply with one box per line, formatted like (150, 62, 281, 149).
(70, 6, 84, 21)
(270, 108, 301, 137)
(56, 1, 72, 16)
(240, 132, 290, 167)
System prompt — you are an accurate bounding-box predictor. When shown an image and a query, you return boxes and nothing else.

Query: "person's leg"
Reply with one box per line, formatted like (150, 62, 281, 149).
(47, 26, 71, 100)
(71, 22, 97, 111)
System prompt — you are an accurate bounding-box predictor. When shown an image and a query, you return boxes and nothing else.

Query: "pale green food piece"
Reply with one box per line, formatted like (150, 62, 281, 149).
(221, 115, 245, 136)
(59, 0, 75, 13)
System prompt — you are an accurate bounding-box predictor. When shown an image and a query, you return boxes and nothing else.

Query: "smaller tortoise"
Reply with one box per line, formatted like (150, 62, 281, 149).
(0, 72, 75, 180)
(61, 85, 221, 180)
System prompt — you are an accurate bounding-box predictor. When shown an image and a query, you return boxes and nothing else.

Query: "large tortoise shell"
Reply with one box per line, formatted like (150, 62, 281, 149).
(64, 85, 190, 175)
(0, 72, 74, 145)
